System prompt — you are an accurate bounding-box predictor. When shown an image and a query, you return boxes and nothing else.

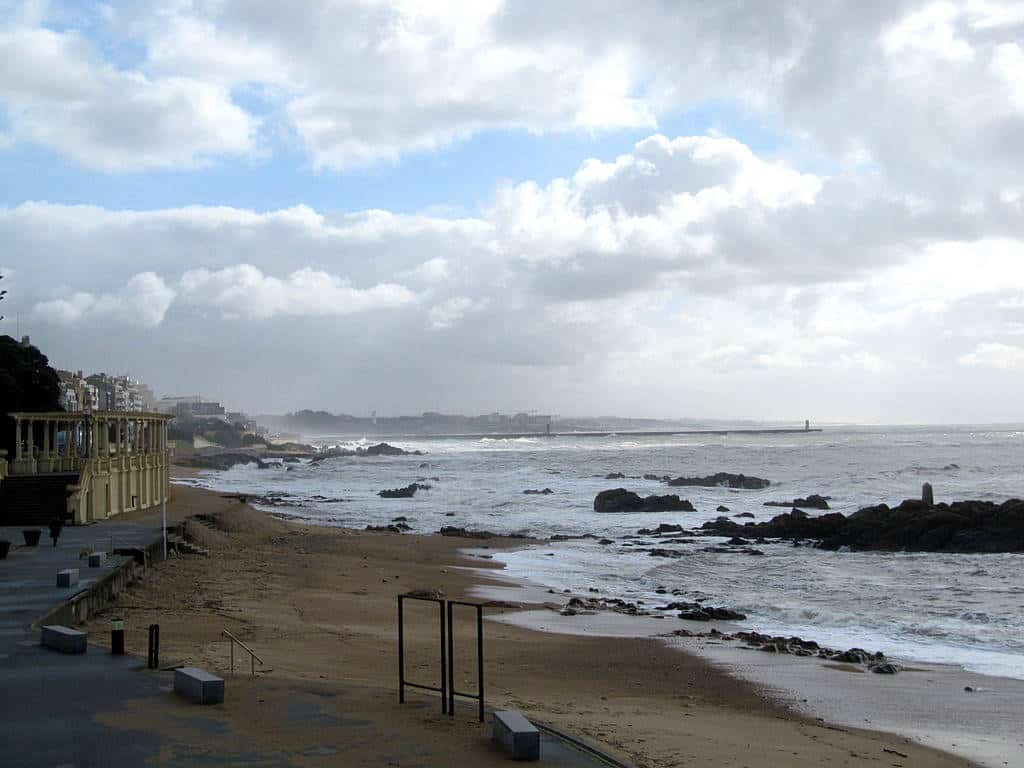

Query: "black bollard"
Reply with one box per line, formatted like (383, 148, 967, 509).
(147, 624, 160, 669)
(111, 618, 125, 655)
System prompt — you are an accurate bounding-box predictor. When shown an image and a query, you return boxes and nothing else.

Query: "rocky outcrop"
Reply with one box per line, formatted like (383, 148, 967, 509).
(655, 601, 746, 621)
(637, 523, 687, 535)
(311, 443, 424, 463)
(365, 523, 410, 533)
(701, 498, 1024, 553)
(378, 483, 422, 498)
(176, 453, 269, 470)
(438, 527, 534, 540)
(665, 473, 770, 489)
(764, 494, 831, 509)
(594, 488, 695, 513)
(523, 488, 554, 495)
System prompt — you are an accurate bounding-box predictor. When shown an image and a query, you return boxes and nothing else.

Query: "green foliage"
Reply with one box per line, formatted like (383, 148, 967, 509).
(0, 335, 63, 457)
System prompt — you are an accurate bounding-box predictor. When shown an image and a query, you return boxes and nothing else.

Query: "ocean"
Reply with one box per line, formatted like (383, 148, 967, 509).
(180, 425, 1024, 681)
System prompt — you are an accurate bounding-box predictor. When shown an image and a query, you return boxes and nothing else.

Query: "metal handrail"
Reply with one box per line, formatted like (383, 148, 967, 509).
(222, 629, 264, 677)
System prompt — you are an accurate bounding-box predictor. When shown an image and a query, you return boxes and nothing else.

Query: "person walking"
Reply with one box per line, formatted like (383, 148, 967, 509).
(48, 517, 64, 548)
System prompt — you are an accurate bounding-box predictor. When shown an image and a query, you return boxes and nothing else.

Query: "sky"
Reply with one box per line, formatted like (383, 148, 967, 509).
(3, 0, 1024, 423)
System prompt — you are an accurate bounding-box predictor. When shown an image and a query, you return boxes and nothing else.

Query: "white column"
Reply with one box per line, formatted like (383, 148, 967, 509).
(26, 419, 34, 458)
(14, 418, 21, 461)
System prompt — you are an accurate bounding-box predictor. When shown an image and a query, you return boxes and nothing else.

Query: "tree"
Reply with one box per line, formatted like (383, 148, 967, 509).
(0, 335, 63, 458)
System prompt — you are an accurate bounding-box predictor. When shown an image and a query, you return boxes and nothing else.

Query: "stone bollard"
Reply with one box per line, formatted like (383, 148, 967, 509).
(922, 482, 934, 506)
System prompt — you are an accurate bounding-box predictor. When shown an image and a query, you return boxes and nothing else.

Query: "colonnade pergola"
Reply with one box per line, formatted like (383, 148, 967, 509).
(4, 411, 173, 524)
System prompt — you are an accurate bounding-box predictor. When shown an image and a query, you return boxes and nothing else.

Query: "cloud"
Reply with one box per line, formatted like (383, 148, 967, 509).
(0, 14, 256, 170)
(32, 272, 175, 327)
(178, 265, 416, 319)
(428, 296, 488, 330)
(957, 342, 1024, 370)
(1, 0, 1018, 188)
(8, 123, 1024, 420)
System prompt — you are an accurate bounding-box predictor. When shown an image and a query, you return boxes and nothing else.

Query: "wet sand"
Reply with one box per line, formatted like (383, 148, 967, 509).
(82, 480, 978, 768)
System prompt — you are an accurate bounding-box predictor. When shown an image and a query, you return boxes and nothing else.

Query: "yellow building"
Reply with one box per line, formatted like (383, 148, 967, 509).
(2, 411, 172, 525)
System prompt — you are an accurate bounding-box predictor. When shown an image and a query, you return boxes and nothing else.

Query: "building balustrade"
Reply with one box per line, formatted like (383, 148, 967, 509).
(5, 411, 174, 524)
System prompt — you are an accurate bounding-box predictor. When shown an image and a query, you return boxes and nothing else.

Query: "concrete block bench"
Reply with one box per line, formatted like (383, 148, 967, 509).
(493, 710, 540, 761)
(174, 667, 225, 704)
(41, 625, 87, 654)
(87, 552, 106, 568)
(56, 568, 79, 588)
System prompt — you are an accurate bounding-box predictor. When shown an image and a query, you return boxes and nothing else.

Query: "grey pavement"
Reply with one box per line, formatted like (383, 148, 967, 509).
(0, 521, 167, 767)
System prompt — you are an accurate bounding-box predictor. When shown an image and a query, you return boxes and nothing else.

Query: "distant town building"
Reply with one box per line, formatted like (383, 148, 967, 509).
(56, 371, 155, 413)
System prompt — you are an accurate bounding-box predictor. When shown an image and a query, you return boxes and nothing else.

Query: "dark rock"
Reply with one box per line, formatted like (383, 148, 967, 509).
(647, 548, 684, 558)
(523, 488, 554, 495)
(832, 648, 872, 664)
(365, 524, 405, 534)
(764, 494, 831, 510)
(594, 488, 695, 513)
(869, 662, 901, 674)
(605, 472, 626, 480)
(378, 483, 422, 498)
(726, 536, 749, 546)
(312, 443, 424, 463)
(637, 523, 685, 535)
(665, 473, 770, 490)
(678, 606, 746, 621)
(734, 512, 755, 519)
(598, 538, 614, 545)
(643, 473, 670, 481)
(438, 527, 534, 540)
(177, 453, 270, 471)
(717, 505, 730, 512)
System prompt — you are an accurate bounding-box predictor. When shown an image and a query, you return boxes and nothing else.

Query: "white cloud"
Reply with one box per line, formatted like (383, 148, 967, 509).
(0, 16, 256, 170)
(32, 272, 175, 327)
(958, 342, 1024, 370)
(429, 296, 488, 330)
(1, 0, 1021, 191)
(8, 122, 1024, 420)
(178, 265, 417, 319)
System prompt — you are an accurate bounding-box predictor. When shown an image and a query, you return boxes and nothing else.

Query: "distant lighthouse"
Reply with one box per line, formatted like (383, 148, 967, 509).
(805, 419, 810, 431)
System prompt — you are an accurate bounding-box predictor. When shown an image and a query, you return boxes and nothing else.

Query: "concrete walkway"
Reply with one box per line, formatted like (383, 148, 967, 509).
(0, 521, 168, 767)
(0, 520, 623, 767)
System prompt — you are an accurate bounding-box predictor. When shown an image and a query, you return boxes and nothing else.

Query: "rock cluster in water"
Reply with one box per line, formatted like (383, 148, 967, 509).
(763, 494, 831, 509)
(311, 443, 423, 463)
(438, 526, 534, 540)
(665, 473, 770, 489)
(378, 483, 423, 498)
(682, 629, 901, 673)
(177, 453, 270, 470)
(594, 488, 696, 513)
(701, 498, 1024, 552)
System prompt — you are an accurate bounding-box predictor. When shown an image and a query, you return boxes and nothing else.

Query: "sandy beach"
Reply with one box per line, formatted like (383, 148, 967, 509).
(74, 478, 1001, 767)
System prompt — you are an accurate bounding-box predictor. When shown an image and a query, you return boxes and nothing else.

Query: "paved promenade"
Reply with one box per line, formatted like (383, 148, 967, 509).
(0, 520, 167, 767)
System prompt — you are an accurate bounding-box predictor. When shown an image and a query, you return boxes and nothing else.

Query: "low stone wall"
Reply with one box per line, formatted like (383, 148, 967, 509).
(33, 536, 166, 628)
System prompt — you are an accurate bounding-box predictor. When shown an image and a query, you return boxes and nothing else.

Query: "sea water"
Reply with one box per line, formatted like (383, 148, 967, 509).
(182, 425, 1024, 680)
